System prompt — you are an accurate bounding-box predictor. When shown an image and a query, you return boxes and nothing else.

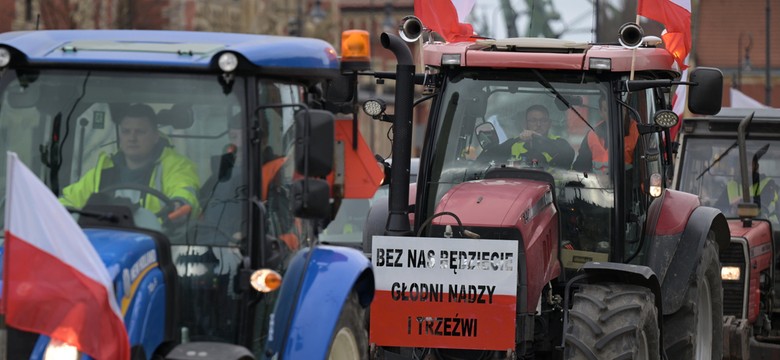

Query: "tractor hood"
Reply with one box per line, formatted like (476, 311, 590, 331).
(432, 176, 561, 312)
(83, 229, 166, 303)
(0, 228, 166, 309)
(435, 178, 554, 229)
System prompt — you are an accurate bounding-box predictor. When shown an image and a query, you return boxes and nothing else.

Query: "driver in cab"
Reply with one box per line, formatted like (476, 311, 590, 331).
(479, 104, 574, 169)
(60, 103, 200, 222)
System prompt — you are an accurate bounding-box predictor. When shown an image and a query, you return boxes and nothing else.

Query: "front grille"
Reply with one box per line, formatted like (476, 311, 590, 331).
(720, 240, 747, 317)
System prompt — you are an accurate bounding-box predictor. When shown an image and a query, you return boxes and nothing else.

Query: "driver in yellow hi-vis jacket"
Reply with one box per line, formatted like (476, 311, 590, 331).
(60, 103, 200, 221)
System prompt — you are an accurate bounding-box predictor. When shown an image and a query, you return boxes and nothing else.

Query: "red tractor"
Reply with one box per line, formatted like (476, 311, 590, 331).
(674, 108, 780, 359)
(361, 19, 730, 359)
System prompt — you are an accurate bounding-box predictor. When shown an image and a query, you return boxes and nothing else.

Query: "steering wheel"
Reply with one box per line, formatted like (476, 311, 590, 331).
(476, 137, 531, 164)
(476, 136, 552, 169)
(95, 183, 179, 223)
(96, 183, 187, 231)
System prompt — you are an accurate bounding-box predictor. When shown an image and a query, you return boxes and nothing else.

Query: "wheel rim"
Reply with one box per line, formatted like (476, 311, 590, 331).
(329, 327, 360, 360)
(695, 276, 713, 358)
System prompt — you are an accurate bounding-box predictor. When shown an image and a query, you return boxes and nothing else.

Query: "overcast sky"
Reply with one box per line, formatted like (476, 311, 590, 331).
(469, 0, 607, 42)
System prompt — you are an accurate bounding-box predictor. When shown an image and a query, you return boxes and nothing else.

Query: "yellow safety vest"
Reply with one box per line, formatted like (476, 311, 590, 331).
(511, 134, 559, 163)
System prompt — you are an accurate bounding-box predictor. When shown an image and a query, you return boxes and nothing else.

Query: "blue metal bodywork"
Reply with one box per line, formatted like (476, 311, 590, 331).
(268, 245, 373, 360)
(0, 30, 339, 72)
(0, 28, 373, 359)
(23, 229, 169, 359)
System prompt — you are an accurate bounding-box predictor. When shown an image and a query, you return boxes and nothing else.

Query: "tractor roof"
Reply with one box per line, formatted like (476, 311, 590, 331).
(0, 30, 340, 74)
(422, 37, 679, 75)
(682, 108, 780, 137)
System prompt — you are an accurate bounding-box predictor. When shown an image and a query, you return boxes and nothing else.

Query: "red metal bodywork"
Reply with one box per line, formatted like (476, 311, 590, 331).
(728, 220, 773, 323)
(433, 179, 561, 311)
(422, 41, 678, 73)
(654, 189, 700, 236)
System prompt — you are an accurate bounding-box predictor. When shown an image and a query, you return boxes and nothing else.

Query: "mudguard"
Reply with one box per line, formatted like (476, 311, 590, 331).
(27, 228, 175, 360)
(579, 262, 664, 340)
(268, 245, 373, 360)
(645, 189, 729, 315)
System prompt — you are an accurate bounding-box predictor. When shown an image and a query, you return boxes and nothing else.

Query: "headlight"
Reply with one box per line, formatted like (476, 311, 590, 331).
(218, 52, 239, 72)
(721, 266, 741, 281)
(0, 47, 11, 68)
(649, 173, 663, 198)
(44, 339, 81, 360)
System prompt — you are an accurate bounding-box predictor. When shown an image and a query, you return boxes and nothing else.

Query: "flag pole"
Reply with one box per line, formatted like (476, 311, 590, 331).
(629, 15, 640, 80)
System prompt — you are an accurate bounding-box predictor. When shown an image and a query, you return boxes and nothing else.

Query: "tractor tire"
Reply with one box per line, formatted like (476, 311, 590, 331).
(564, 283, 660, 360)
(663, 234, 723, 360)
(327, 291, 368, 360)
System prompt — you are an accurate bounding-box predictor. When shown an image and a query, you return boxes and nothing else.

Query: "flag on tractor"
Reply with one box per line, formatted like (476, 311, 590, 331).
(637, 0, 692, 70)
(414, 0, 477, 42)
(2, 152, 130, 360)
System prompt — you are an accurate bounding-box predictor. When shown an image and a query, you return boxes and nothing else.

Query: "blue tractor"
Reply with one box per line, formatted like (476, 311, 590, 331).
(0, 29, 378, 359)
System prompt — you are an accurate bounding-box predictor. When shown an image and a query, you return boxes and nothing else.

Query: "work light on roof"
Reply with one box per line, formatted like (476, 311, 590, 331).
(0, 47, 10, 68)
(589, 58, 611, 70)
(441, 54, 461, 66)
(218, 52, 239, 73)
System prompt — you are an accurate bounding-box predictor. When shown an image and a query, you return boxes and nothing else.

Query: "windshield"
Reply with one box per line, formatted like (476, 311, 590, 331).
(423, 71, 616, 251)
(679, 137, 780, 227)
(0, 69, 308, 351)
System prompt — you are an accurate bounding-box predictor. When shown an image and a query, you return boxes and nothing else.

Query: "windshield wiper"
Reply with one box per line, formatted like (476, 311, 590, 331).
(40, 72, 91, 196)
(530, 69, 594, 132)
(695, 142, 738, 180)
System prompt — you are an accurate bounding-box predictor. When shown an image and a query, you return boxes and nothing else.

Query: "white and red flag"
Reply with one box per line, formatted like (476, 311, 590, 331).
(414, 0, 477, 43)
(669, 56, 689, 140)
(2, 152, 130, 360)
(637, 0, 692, 70)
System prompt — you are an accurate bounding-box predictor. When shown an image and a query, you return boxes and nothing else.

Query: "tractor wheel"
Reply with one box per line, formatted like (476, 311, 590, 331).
(564, 283, 660, 360)
(327, 291, 368, 360)
(663, 234, 723, 359)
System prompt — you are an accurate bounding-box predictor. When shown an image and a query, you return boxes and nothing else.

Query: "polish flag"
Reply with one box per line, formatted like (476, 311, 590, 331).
(414, 0, 477, 42)
(638, 0, 691, 70)
(2, 152, 130, 360)
(669, 56, 690, 140)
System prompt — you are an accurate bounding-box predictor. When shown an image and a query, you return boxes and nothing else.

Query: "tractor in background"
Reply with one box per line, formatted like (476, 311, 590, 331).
(674, 107, 780, 359)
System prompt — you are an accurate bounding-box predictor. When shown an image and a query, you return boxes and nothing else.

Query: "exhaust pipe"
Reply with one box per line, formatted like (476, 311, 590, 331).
(380, 32, 415, 236)
(736, 112, 759, 223)
(618, 22, 644, 49)
(399, 15, 424, 43)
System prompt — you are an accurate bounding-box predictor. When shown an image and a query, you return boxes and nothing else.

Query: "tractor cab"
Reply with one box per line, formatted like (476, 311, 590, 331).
(420, 70, 655, 263)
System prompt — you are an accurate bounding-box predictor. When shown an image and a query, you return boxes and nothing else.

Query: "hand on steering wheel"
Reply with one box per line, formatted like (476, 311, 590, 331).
(97, 183, 189, 223)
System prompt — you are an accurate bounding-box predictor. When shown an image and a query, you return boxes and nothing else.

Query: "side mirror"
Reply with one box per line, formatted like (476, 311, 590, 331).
(688, 67, 723, 115)
(295, 109, 334, 177)
(323, 73, 356, 104)
(475, 122, 499, 149)
(292, 179, 331, 219)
